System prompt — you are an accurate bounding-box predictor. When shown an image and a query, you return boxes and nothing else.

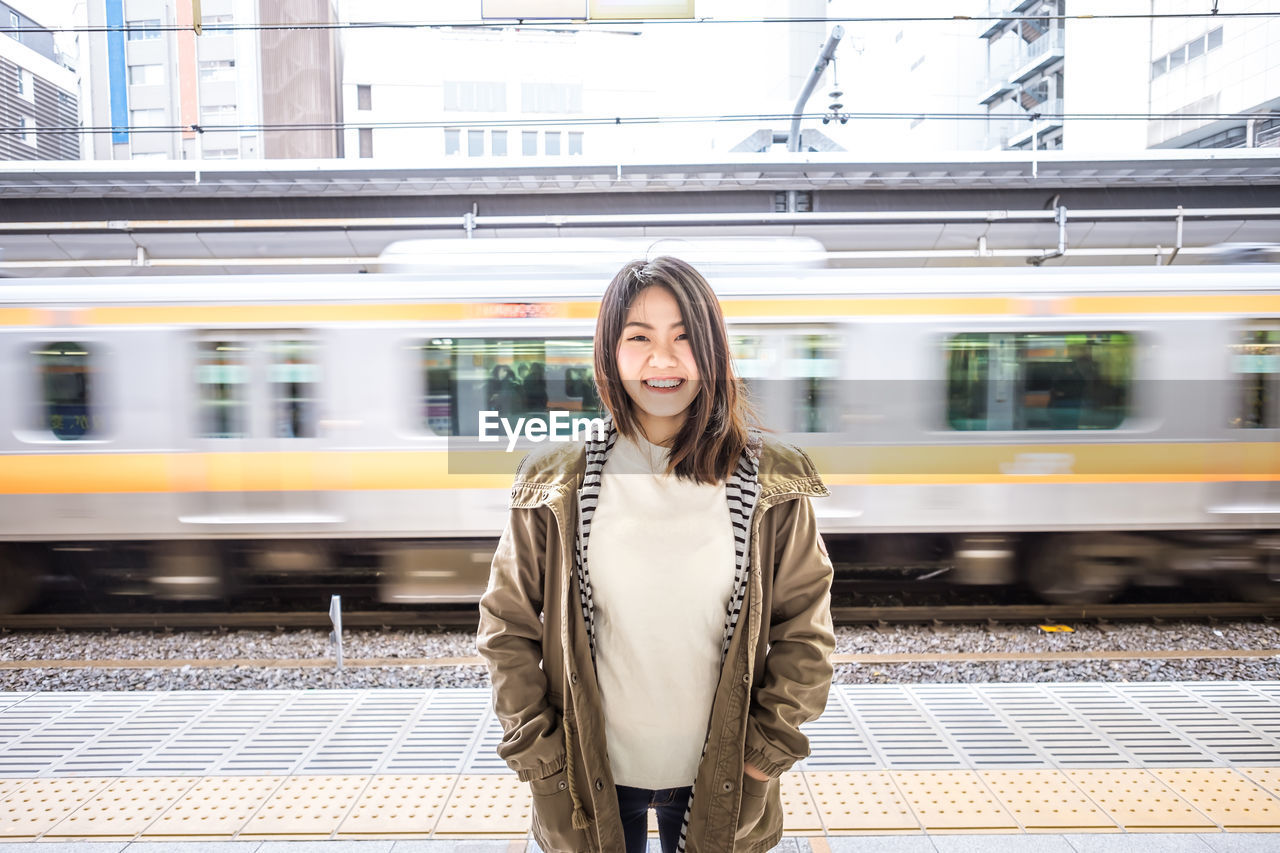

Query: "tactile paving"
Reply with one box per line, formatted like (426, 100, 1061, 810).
(141, 774, 287, 839)
(980, 769, 1118, 831)
(1067, 768, 1217, 831)
(779, 771, 821, 832)
(1241, 767, 1280, 799)
(239, 774, 371, 839)
(891, 770, 1018, 832)
(804, 771, 918, 833)
(1153, 768, 1280, 830)
(0, 777, 113, 839)
(434, 774, 530, 836)
(336, 774, 455, 838)
(0, 779, 28, 802)
(44, 776, 200, 839)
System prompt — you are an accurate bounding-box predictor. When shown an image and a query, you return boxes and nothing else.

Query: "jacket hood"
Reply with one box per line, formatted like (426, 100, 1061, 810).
(509, 432, 829, 510)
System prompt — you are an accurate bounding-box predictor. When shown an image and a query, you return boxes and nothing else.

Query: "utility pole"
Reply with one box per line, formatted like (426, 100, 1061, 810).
(786, 25, 844, 212)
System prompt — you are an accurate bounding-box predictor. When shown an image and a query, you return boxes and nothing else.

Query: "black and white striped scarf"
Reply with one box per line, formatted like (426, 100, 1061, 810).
(574, 415, 761, 853)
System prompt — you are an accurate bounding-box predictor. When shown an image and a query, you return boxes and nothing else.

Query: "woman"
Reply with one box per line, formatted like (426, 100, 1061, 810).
(478, 256, 835, 853)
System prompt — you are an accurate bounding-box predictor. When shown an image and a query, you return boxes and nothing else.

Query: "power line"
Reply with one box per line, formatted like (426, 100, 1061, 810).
(4, 110, 1279, 138)
(4, 11, 1280, 36)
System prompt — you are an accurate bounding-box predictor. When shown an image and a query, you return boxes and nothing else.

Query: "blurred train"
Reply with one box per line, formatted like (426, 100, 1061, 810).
(1, 247, 1278, 613)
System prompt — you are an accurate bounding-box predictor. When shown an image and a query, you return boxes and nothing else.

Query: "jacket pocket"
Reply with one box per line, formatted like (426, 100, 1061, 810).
(529, 767, 587, 853)
(734, 772, 771, 840)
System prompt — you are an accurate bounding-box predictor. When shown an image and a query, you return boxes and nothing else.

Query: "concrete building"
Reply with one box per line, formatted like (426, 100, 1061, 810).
(0, 0, 79, 160)
(82, 0, 339, 160)
(979, 0, 1066, 151)
(1146, 0, 1280, 149)
(982, 0, 1280, 153)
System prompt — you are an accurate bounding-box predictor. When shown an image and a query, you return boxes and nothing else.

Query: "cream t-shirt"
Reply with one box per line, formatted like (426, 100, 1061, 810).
(586, 433, 737, 789)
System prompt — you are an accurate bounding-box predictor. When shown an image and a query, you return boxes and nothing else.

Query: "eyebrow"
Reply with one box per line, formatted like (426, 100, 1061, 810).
(623, 320, 685, 330)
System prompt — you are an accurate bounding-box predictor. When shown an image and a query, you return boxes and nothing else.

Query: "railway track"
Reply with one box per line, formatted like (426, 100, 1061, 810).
(2, 600, 1277, 632)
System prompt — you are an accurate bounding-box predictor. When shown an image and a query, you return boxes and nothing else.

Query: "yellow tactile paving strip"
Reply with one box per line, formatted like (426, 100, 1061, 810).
(892, 770, 1019, 833)
(1068, 768, 1217, 832)
(1153, 768, 1280, 830)
(238, 774, 372, 839)
(980, 769, 1119, 832)
(0, 769, 1276, 840)
(805, 771, 918, 833)
(44, 776, 201, 840)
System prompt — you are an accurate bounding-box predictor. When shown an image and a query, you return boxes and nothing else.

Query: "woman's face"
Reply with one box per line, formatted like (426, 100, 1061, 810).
(615, 285, 699, 446)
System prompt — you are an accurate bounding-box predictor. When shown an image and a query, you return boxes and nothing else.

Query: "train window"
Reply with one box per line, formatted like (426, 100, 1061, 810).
(730, 335, 767, 414)
(788, 333, 840, 432)
(197, 341, 248, 438)
(1231, 327, 1280, 429)
(33, 342, 100, 440)
(415, 337, 603, 436)
(946, 331, 1133, 431)
(269, 340, 320, 438)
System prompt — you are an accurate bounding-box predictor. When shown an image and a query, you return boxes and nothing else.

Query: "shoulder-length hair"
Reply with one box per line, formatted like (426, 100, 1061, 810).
(593, 256, 756, 484)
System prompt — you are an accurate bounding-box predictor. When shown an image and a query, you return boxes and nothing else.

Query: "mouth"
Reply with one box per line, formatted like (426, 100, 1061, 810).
(642, 377, 687, 393)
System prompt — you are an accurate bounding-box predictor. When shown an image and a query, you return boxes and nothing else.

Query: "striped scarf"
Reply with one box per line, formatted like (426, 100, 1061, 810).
(574, 415, 761, 853)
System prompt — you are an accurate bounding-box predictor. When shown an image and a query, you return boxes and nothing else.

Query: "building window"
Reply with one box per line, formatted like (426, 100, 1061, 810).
(359, 128, 373, 158)
(1208, 26, 1223, 50)
(1151, 56, 1166, 80)
(201, 13, 232, 25)
(545, 131, 561, 155)
(444, 128, 460, 155)
(568, 131, 583, 156)
(492, 130, 508, 156)
(522, 130, 537, 156)
(19, 116, 36, 147)
(202, 148, 237, 160)
(8, 11, 20, 43)
(1168, 44, 1185, 70)
(198, 59, 235, 82)
(1187, 36, 1204, 60)
(909, 55, 925, 71)
(357, 84, 371, 110)
(16, 68, 33, 101)
(129, 108, 166, 128)
(127, 19, 162, 40)
(521, 83, 583, 113)
(443, 81, 506, 112)
(200, 104, 237, 124)
(467, 129, 484, 156)
(33, 343, 100, 440)
(128, 64, 164, 85)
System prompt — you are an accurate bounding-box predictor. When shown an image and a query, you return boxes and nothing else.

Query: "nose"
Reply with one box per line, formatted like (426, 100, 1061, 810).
(648, 342, 679, 368)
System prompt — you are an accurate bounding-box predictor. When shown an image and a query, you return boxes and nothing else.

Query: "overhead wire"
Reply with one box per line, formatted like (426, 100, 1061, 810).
(4, 11, 1280, 36)
(4, 111, 1279, 138)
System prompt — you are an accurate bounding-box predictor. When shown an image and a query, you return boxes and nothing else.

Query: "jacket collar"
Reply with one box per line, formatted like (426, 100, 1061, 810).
(508, 427, 828, 510)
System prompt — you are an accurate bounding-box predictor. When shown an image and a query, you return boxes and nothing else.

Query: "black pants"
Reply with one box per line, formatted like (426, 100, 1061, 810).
(615, 783, 693, 853)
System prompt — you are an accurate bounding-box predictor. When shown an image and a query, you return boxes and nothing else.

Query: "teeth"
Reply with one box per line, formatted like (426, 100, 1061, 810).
(645, 378, 682, 388)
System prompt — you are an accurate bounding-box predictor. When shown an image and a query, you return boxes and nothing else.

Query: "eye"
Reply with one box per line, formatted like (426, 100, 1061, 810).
(676, 333, 689, 341)
(627, 334, 649, 342)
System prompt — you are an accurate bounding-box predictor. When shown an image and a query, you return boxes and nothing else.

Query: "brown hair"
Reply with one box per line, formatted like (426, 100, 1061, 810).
(593, 256, 757, 484)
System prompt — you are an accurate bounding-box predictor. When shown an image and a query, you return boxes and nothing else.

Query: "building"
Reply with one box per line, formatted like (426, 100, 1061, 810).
(981, 0, 1280, 153)
(339, 0, 849, 162)
(1146, 0, 1280, 149)
(82, 0, 340, 160)
(979, 0, 1066, 151)
(0, 0, 79, 160)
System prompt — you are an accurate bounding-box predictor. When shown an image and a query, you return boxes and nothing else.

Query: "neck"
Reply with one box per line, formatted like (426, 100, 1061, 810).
(634, 413, 683, 448)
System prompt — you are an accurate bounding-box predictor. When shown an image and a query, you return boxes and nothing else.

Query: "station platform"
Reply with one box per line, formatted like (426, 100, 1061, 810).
(0, 683, 1278, 850)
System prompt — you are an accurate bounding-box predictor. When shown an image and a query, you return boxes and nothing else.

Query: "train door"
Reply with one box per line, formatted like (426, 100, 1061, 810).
(1213, 322, 1280, 515)
(182, 331, 335, 524)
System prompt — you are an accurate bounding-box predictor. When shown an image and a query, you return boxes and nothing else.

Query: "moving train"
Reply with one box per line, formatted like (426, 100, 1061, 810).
(1, 248, 1277, 612)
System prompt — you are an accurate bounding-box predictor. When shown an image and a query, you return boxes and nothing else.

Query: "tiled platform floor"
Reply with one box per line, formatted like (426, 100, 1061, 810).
(0, 683, 1276, 845)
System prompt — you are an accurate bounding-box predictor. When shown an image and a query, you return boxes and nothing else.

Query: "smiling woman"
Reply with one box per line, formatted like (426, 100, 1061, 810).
(478, 256, 837, 853)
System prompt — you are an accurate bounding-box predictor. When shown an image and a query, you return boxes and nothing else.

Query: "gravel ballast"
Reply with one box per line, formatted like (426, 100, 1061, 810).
(1, 621, 1277, 691)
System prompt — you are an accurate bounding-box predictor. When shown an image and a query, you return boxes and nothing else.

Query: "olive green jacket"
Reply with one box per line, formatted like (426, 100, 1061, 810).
(477, 435, 835, 853)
